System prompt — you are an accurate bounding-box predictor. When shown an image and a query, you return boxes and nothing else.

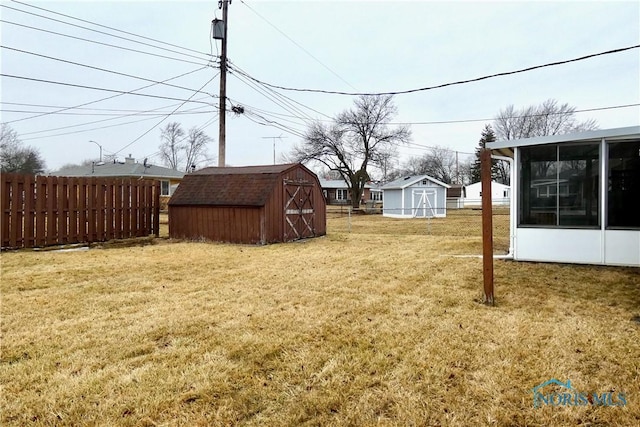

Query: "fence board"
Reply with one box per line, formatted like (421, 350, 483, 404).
(46, 176, 56, 246)
(10, 176, 22, 247)
(35, 176, 46, 247)
(57, 177, 68, 245)
(1, 174, 10, 247)
(0, 173, 161, 249)
(69, 177, 78, 242)
(24, 175, 35, 247)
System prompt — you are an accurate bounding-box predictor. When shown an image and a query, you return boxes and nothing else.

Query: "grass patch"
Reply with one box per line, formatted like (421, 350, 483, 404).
(1, 214, 639, 426)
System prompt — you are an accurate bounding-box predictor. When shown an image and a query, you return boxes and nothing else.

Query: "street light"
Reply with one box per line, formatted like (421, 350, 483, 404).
(89, 140, 102, 162)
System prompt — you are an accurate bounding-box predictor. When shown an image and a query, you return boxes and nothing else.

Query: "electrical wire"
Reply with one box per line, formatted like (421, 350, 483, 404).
(0, 101, 212, 114)
(4, 67, 211, 124)
(229, 45, 640, 96)
(112, 72, 220, 155)
(7, 0, 214, 59)
(0, 74, 214, 108)
(1, 46, 216, 96)
(238, 0, 357, 91)
(20, 114, 178, 141)
(0, 19, 211, 67)
(228, 60, 332, 119)
(16, 104, 214, 137)
(1, 109, 214, 116)
(229, 71, 316, 126)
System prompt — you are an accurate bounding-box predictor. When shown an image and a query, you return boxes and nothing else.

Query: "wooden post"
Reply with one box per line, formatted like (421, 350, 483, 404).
(481, 148, 494, 305)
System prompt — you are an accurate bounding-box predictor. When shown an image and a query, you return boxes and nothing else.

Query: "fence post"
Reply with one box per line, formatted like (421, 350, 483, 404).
(481, 148, 495, 305)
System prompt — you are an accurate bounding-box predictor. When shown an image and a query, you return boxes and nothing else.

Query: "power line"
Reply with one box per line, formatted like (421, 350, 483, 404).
(1, 45, 216, 96)
(20, 114, 176, 141)
(230, 45, 640, 96)
(229, 70, 316, 125)
(238, 0, 357, 91)
(7, 0, 213, 59)
(0, 73, 215, 106)
(389, 103, 640, 126)
(1, 109, 214, 116)
(15, 104, 213, 137)
(112, 72, 220, 155)
(0, 19, 211, 67)
(0, 101, 213, 115)
(229, 61, 332, 119)
(4, 67, 210, 124)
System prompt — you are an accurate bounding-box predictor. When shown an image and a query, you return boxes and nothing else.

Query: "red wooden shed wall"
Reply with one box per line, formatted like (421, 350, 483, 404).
(168, 164, 326, 244)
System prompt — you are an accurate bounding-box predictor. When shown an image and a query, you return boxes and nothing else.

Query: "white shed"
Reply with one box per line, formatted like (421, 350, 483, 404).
(465, 181, 510, 207)
(486, 126, 640, 267)
(382, 175, 450, 218)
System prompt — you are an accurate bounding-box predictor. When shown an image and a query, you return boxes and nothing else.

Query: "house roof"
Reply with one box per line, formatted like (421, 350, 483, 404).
(169, 163, 308, 207)
(466, 181, 510, 189)
(447, 183, 464, 198)
(486, 125, 640, 157)
(50, 159, 184, 180)
(318, 178, 376, 189)
(382, 174, 451, 190)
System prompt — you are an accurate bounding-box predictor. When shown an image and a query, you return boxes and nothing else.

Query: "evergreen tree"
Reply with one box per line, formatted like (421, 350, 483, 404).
(471, 124, 496, 183)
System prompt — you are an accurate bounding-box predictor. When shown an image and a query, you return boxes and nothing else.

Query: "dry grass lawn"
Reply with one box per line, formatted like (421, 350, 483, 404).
(1, 213, 639, 426)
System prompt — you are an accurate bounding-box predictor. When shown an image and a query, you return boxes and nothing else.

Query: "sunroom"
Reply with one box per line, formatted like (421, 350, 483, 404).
(486, 126, 639, 267)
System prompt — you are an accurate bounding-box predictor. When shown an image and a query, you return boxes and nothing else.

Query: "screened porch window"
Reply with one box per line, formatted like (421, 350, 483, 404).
(519, 143, 599, 227)
(608, 140, 640, 228)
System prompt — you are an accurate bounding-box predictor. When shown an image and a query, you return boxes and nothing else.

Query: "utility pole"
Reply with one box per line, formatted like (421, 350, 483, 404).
(262, 135, 287, 164)
(217, 0, 230, 167)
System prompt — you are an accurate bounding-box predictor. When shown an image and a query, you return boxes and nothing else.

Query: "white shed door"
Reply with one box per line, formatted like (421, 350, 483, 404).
(412, 190, 436, 218)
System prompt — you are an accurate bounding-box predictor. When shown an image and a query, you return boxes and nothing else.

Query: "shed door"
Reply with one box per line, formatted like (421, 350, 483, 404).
(412, 189, 436, 218)
(284, 181, 315, 241)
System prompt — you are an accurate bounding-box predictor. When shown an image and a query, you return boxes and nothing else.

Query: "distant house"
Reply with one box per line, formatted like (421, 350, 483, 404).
(486, 126, 640, 267)
(169, 164, 326, 244)
(382, 175, 450, 218)
(319, 179, 380, 205)
(51, 155, 184, 209)
(464, 181, 511, 207)
(446, 184, 465, 209)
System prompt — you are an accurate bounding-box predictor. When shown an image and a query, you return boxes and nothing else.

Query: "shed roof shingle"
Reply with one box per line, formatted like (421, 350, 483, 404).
(169, 164, 301, 207)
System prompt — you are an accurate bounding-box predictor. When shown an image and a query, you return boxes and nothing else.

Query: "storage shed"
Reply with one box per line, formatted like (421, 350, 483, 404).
(382, 175, 450, 218)
(486, 126, 639, 267)
(168, 163, 326, 244)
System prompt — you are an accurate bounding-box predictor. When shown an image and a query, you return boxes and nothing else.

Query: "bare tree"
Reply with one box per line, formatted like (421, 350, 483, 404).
(159, 123, 214, 172)
(393, 146, 474, 185)
(159, 122, 185, 170)
(494, 99, 598, 140)
(290, 95, 410, 208)
(0, 123, 46, 174)
(493, 99, 597, 186)
(183, 127, 213, 172)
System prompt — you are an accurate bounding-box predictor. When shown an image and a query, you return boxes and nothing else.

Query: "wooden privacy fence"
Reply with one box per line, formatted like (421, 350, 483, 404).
(1, 173, 160, 249)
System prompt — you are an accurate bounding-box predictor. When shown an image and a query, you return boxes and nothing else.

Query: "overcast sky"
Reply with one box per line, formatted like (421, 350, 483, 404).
(1, 0, 639, 174)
